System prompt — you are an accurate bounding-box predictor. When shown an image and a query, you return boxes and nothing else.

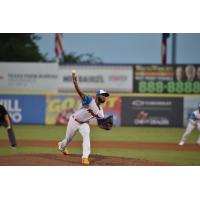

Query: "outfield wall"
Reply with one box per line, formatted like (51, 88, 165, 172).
(0, 62, 199, 127)
(1, 62, 200, 94)
(0, 62, 58, 92)
(58, 65, 133, 93)
(0, 93, 198, 127)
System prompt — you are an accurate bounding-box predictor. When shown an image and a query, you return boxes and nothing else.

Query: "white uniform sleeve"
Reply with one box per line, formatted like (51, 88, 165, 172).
(97, 109, 104, 119)
(88, 99, 104, 119)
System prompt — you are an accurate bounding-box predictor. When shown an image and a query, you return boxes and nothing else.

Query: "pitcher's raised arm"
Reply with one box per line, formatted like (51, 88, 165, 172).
(72, 70, 86, 100)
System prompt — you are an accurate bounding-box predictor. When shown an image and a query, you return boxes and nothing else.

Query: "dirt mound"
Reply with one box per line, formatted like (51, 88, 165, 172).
(1, 140, 200, 151)
(0, 154, 173, 166)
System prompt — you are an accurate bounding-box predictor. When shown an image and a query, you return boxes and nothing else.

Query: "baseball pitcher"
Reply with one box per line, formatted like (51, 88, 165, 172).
(0, 105, 17, 148)
(58, 71, 113, 165)
(179, 103, 200, 145)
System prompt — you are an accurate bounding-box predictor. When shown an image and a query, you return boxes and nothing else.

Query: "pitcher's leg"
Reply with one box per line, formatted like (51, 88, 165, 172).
(60, 116, 79, 149)
(79, 123, 90, 158)
(197, 135, 200, 145)
(179, 122, 195, 145)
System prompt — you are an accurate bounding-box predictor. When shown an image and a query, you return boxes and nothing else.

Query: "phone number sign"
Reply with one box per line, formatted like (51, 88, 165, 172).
(134, 65, 200, 94)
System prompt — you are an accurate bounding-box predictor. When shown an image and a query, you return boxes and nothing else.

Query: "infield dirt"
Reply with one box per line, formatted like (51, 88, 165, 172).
(1, 139, 200, 166)
(0, 153, 173, 166)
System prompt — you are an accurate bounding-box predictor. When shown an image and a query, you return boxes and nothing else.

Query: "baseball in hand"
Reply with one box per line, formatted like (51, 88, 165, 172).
(72, 70, 76, 75)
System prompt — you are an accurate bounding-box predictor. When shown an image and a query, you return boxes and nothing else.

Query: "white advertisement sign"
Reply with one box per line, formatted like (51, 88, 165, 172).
(0, 62, 58, 92)
(58, 65, 133, 92)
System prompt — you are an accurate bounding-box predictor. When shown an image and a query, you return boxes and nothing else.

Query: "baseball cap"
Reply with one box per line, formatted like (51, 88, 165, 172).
(96, 89, 110, 97)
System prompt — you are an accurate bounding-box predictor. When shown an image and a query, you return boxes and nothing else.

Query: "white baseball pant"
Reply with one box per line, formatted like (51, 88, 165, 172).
(180, 121, 200, 144)
(60, 116, 91, 158)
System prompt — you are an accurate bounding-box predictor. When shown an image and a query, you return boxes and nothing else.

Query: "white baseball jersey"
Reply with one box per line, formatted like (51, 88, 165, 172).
(179, 109, 200, 145)
(189, 109, 200, 124)
(72, 95, 104, 123)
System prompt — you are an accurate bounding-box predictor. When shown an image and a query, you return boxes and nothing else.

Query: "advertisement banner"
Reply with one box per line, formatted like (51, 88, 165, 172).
(58, 65, 133, 93)
(183, 96, 200, 126)
(0, 62, 58, 92)
(121, 97, 183, 127)
(45, 95, 121, 126)
(134, 65, 200, 94)
(45, 95, 81, 125)
(0, 95, 45, 124)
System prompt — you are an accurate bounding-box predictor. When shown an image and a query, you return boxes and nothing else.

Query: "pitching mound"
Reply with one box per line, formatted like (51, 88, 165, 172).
(0, 154, 173, 166)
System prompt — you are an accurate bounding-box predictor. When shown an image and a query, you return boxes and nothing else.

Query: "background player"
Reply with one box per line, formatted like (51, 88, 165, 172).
(179, 104, 200, 145)
(58, 70, 109, 165)
(0, 105, 17, 148)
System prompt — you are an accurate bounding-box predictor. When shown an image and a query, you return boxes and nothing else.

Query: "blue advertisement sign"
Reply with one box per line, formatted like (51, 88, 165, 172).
(0, 94, 45, 124)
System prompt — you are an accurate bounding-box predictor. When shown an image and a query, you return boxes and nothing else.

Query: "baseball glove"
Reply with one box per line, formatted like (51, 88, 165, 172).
(97, 115, 113, 131)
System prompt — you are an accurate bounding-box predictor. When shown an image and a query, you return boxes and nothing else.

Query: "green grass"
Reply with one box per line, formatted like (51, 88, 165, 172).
(1, 125, 200, 165)
(0, 146, 62, 156)
(0, 125, 66, 141)
(0, 125, 200, 143)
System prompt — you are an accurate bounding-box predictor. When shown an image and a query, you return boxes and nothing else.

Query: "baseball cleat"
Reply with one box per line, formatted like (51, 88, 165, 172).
(58, 142, 69, 155)
(178, 141, 184, 146)
(82, 158, 90, 165)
